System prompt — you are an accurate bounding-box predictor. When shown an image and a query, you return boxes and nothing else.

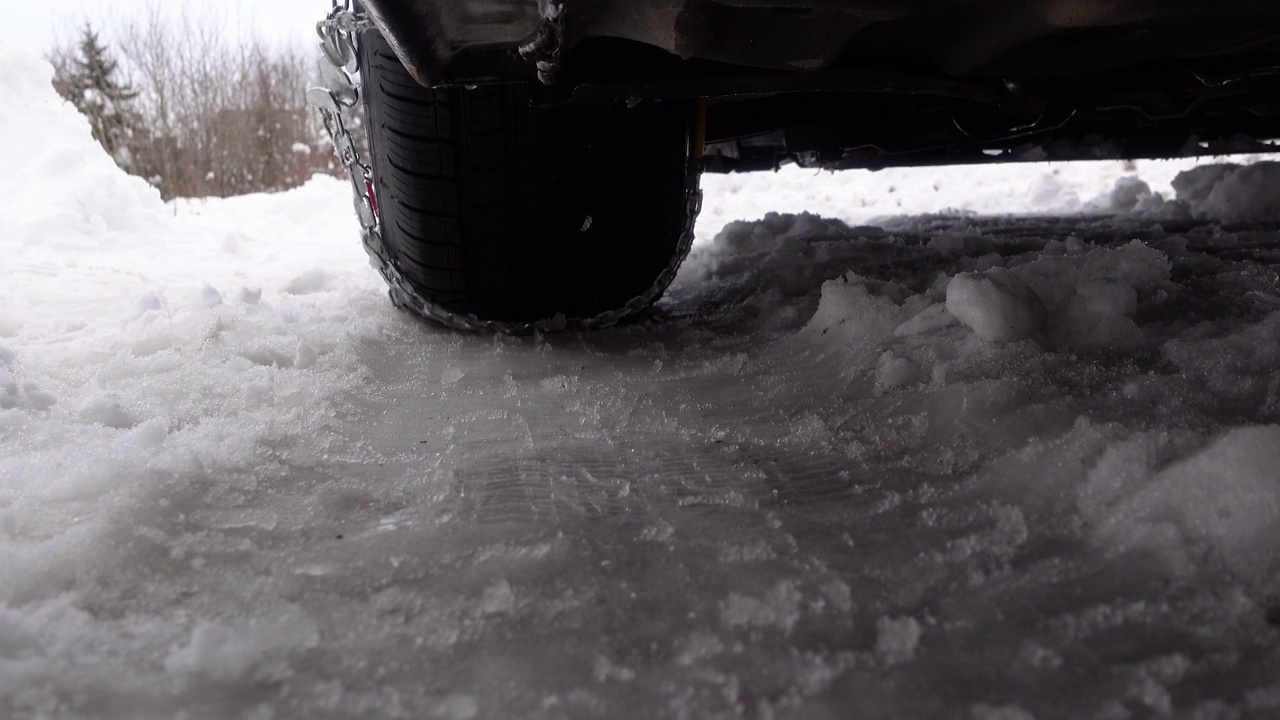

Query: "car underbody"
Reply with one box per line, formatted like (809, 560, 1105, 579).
(359, 0, 1280, 171)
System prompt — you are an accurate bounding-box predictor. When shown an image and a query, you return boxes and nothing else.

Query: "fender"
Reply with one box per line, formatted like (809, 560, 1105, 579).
(359, 0, 543, 84)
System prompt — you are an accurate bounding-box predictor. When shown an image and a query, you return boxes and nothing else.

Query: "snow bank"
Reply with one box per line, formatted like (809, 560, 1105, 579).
(0, 43, 166, 244)
(1173, 162, 1280, 221)
(1, 42, 383, 714)
(694, 155, 1280, 238)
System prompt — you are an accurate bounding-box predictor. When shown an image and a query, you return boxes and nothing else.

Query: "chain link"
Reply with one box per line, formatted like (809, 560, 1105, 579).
(307, 8, 702, 333)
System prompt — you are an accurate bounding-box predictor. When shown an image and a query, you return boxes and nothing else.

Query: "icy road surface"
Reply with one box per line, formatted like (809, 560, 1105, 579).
(4, 42, 1280, 720)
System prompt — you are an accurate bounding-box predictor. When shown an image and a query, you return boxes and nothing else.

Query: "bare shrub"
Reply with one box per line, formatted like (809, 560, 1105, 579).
(50, 5, 346, 200)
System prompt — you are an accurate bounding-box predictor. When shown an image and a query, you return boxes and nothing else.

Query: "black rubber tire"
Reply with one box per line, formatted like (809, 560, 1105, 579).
(356, 30, 694, 325)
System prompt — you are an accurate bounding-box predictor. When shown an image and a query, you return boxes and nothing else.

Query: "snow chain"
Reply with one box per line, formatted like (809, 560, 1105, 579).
(307, 4, 703, 334)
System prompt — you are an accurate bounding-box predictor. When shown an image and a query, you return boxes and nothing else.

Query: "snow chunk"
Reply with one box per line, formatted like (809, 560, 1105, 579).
(284, 269, 328, 295)
(135, 292, 163, 316)
(1091, 426, 1280, 580)
(479, 578, 516, 615)
(1073, 277, 1139, 318)
(1007, 240, 1171, 351)
(293, 342, 318, 370)
(805, 273, 909, 343)
(592, 655, 637, 683)
(0, 604, 41, 659)
(1047, 277, 1143, 351)
(0, 380, 57, 412)
(432, 695, 480, 720)
(786, 411, 833, 446)
(876, 352, 918, 390)
(971, 704, 1037, 720)
(200, 284, 224, 308)
(1106, 176, 1155, 212)
(721, 582, 803, 633)
(821, 580, 855, 613)
(1091, 175, 1181, 216)
(1015, 240, 1170, 310)
(675, 632, 725, 667)
(1028, 174, 1080, 212)
(1246, 683, 1280, 712)
(77, 396, 134, 429)
(946, 268, 1047, 343)
(441, 366, 465, 386)
(894, 303, 958, 337)
(1173, 162, 1280, 221)
(164, 608, 320, 683)
(874, 615, 922, 666)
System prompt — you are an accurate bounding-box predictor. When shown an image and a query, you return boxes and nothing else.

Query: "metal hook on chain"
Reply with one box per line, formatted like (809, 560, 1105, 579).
(318, 24, 354, 72)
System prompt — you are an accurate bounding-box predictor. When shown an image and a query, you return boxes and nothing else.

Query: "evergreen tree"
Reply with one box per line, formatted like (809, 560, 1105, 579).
(53, 25, 142, 172)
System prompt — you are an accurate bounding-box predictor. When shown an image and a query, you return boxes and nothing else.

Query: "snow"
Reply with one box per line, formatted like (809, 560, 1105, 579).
(163, 607, 321, 684)
(1172, 163, 1280, 221)
(4, 40, 1280, 719)
(873, 615, 922, 666)
(946, 268, 1048, 343)
(1089, 426, 1280, 577)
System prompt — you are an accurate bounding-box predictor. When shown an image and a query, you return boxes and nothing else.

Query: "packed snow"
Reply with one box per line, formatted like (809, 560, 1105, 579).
(3, 40, 1280, 719)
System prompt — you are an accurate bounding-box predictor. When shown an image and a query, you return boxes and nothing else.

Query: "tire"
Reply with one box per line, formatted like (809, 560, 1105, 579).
(356, 30, 697, 326)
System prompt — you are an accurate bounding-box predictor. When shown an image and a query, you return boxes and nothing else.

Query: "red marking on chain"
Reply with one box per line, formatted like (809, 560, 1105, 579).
(365, 179, 379, 216)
